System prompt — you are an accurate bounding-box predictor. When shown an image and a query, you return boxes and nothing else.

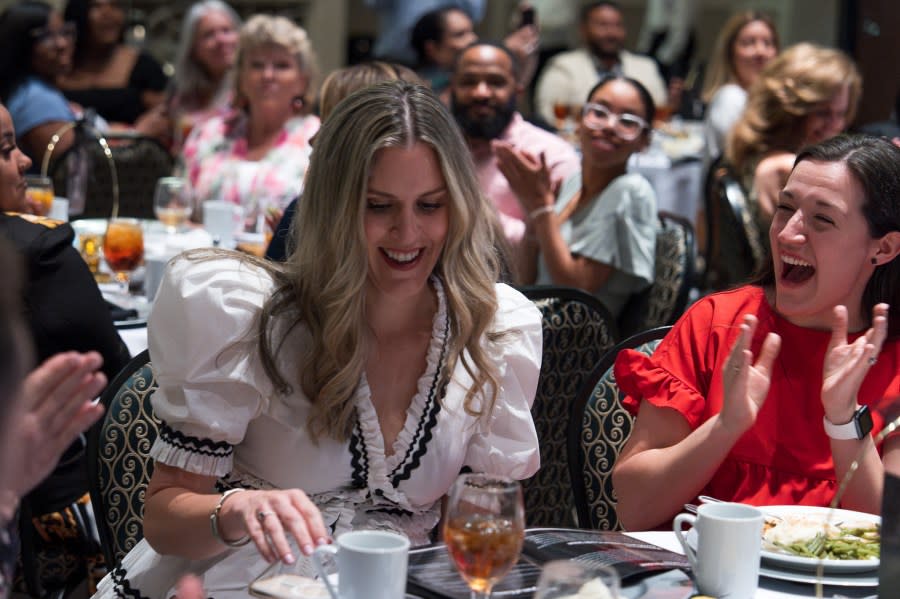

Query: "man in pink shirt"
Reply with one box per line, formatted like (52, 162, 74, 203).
(450, 42, 580, 245)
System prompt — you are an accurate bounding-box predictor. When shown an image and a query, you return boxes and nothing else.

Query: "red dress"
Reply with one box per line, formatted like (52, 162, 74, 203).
(615, 286, 900, 508)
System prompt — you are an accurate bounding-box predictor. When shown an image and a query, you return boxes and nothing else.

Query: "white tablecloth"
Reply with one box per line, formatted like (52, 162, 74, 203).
(118, 325, 148, 356)
(626, 531, 876, 598)
(628, 156, 703, 226)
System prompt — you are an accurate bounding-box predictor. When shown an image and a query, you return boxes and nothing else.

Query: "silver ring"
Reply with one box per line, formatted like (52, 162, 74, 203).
(257, 511, 274, 522)
(868, 356, 877, 366)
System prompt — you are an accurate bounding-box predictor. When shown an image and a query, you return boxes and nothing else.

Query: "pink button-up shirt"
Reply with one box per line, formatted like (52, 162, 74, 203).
(470, 112, 581, 243)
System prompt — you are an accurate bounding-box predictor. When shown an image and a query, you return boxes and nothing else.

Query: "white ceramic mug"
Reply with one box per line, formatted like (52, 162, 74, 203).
(673, 502, 763, 599)
(49, 197, 69, 221)
(312, 530, 409, 599)
(202, 200, 243, 247)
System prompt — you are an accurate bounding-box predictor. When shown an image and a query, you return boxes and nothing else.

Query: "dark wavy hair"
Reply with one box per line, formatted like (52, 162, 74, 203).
(65, 0, 125, 66)
(754, 134, 900, 339)
(0, 1, 53, 101)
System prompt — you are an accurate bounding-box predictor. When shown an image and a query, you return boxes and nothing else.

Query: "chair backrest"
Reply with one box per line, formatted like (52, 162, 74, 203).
(618, 211, 695, 338)
(703, 159, 765, 291)
(517, 285, 619, 527)
(51, 132, 174, 220)
(568, 326, 671, 530)
(86, 349, 161, 567)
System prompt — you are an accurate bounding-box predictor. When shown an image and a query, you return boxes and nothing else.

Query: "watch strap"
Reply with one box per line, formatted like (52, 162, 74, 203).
(823, 406, 872, 440)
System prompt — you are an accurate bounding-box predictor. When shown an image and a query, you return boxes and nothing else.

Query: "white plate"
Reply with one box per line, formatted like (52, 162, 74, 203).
(759, 505, 880, 573)
(758, 563, 878, 587)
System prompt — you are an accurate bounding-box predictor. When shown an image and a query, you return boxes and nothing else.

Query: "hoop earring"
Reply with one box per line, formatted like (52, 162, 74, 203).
(292, 96, 304, 113)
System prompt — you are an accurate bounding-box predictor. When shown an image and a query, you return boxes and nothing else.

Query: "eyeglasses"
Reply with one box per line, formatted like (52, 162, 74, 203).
(30, 22, 76, 47)
(581, 102, 648, 140)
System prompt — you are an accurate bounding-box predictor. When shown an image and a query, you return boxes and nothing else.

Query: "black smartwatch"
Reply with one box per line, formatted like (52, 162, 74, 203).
(823, 405, 874, 440)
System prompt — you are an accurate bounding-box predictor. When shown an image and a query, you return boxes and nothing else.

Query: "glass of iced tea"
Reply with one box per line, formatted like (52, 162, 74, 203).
(153, 176, 191, 234)
(444, 473, 525, 599)
(103, 218, 144, 292)
(25, 175, 54, 216)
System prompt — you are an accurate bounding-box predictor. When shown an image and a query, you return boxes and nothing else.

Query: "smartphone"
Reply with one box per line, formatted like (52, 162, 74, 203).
(520, 6, 535, 27)
(248, 574, 331, 599)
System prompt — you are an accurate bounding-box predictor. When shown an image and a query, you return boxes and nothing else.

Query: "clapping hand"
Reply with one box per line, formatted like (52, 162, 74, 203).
(719, 314, 781, 434)
(0, 352, 106, 504)
(493, 142, 558, 214)
(821, 304, 887, 425)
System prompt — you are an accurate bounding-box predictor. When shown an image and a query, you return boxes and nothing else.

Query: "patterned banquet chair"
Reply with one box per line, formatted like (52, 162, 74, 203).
(49, 130, 173, 220)
(618, 211, 695, 338)
(703, 158, 765, 291)
(518, 286, 619, 527)
(86, 349, 161, 567)
(568, 326, 670, 530)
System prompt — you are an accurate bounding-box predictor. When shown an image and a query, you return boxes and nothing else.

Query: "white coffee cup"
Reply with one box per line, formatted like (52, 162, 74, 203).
(312, 530, 409, 599)
(202, 200, 243, 247)
(673, 502, 763, 599)
(50, 197, 69, 221)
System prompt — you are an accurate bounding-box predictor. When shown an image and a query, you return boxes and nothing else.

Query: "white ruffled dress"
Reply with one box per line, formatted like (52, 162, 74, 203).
(93, 256, 542, 599)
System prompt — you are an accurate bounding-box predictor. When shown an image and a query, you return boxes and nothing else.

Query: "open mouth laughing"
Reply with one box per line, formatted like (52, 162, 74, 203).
(780, 254, 815, 284)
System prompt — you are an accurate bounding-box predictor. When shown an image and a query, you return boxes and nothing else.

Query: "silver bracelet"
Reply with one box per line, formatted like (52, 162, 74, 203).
(210, 488, 252, 547)
(528, 205, 555, 222)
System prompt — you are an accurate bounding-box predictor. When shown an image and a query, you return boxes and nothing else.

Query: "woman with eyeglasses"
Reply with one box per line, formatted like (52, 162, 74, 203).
(495, 75, 657, 318)
(0, 1, 79, 169)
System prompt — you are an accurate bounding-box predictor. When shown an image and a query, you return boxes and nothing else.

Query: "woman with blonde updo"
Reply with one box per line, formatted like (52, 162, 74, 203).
(726, 43, 861, 231)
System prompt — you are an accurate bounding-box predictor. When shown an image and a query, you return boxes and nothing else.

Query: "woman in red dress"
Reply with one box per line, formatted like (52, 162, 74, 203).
(612, 135, 900, 530)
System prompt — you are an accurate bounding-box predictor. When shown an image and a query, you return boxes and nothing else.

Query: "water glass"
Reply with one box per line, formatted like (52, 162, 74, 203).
(153, 176, 191, 233)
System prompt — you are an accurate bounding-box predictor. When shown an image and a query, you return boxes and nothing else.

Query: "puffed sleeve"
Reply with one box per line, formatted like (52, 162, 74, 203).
(614, 294, 720, 428)
(147, 254, 276, 477)
(464, 284, 542, 479)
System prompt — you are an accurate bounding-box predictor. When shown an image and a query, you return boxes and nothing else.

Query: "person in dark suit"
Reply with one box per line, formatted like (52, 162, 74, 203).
(0, 101, 129, 596)
(0, 237, 107, 599)
(0, 212, 131, 596)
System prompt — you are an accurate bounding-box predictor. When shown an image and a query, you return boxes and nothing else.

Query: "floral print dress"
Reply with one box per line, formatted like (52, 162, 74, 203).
(178, 109, 319, 232)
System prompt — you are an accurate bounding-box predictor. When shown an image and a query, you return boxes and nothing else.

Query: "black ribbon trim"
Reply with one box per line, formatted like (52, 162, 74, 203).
(348, 419, 368, 489)
(158, 422, 234, 458)
(390, 308, 449, 486)
(110, 565, 152, 599)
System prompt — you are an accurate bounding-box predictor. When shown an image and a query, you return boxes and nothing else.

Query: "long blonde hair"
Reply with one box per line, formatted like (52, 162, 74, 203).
(258, 81, 506, 441)
(701, 11, 778, 103)
(726, 42, 861, 172)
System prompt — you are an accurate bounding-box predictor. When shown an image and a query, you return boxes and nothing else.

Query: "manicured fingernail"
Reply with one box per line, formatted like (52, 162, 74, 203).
(302, 544, 314, 556)
(316, 537, 328, 546)
(283, 553, 295, 564)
